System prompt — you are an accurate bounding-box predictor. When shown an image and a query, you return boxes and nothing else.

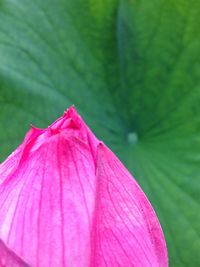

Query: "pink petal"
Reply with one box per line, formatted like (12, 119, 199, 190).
(91, 143, 168, 267)
(0, 134, 96, 266)
(0, 239, 30, 266)
(0, 106, 168, 267)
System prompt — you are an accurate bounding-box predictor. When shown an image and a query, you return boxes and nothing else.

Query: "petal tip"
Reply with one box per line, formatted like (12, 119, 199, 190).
(64, 105, 78, 118)
(97, 141, 104, 148)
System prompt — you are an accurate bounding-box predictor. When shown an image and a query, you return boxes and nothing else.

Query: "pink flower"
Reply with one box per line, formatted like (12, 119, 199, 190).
(0, 107, 168, 267)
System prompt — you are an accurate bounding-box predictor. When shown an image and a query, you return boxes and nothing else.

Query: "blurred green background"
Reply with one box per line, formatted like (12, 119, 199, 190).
(0, 0, 200, 266)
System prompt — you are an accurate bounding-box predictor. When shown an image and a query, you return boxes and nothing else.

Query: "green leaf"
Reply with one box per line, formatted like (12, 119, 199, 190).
(0, 0, 200, 265)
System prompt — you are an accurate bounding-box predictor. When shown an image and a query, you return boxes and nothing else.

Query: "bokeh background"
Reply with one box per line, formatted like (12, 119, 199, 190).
(0, 0, 200, 266)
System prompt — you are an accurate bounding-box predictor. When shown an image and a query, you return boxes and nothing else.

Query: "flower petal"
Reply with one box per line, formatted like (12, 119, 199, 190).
(91, 143, 168, 267)
(0, 239, 30, 266)
(0, 133, 97, 266)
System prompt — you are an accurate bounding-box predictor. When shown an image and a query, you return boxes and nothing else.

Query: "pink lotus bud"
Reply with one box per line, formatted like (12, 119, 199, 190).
(0, 107, 168, 267)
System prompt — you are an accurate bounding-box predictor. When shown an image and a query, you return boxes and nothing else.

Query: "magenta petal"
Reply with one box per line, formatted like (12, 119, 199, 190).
(0, 137, 96, 266)
(91, 143, 168, 267)
(0, 239, 30, 266)
(0, 106, 168, 267)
